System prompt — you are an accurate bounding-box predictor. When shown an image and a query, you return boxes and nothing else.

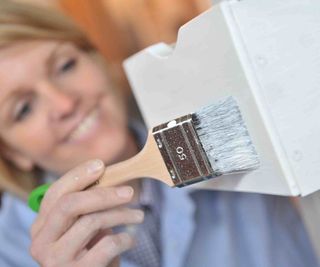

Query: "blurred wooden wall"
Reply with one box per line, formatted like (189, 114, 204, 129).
(15, 0, 212, 94)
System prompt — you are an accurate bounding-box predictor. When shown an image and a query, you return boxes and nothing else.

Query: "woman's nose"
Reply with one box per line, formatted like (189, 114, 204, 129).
(39, 81, 78, 121)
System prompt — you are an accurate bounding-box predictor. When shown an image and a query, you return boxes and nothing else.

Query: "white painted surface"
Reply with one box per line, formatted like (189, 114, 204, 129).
(124, 0, 320, 196)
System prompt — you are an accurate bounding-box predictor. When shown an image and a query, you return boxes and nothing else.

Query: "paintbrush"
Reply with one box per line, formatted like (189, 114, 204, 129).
(28, 96, 260, 212)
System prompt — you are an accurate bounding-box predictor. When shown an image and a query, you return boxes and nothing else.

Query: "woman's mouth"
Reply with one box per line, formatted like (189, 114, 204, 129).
(68, 108, 99, 142)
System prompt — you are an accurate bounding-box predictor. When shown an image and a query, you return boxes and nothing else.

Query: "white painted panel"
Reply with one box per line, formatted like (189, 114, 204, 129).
(228, 0, 320, 196)
(124, 5, 294, 196)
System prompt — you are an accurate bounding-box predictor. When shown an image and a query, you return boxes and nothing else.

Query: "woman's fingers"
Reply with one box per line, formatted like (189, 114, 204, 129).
(76, 232, 134, 267)
(31, 159, 105, 238)
(33, 185, 135, 244)
(29, 159, 142, 267)
(40, 159, 105, 216)
(55, 208, 144, 261)
(31, 231, 133, 267)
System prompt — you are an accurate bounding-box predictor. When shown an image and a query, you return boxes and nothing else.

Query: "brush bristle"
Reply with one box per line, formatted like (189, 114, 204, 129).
(192, 96, 260, 175)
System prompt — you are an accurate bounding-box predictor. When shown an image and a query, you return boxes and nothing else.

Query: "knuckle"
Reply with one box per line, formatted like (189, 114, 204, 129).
(56, 194, 75, 216)
(110, 233, 131, 251)
(110, 234, 123, 249)
(78, 213, 98, 229)
(29, 242, 39, 259)
(91, 187, 109, 201)
(41, 245, 62, 267)
(90, 187, 123, 207)
(30, 242, 46, 263)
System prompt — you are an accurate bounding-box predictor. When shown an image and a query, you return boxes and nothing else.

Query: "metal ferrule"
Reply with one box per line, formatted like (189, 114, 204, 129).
(152, 114, 217, 187)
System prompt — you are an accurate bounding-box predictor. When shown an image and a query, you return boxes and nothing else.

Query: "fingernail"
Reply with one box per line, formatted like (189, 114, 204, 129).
(116, 186, 133, 198)
(87, 159, 104, 174)
(120, 232, 132, 245)
(135, 210, 144, 221)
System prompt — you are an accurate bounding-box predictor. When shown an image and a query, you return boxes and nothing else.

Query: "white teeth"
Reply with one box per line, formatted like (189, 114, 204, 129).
(69, 109, 98, 141)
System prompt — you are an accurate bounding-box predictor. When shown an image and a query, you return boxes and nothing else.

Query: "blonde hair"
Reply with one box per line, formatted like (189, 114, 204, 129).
(0, 1, 95, 200)
(0, 1, 93, 50)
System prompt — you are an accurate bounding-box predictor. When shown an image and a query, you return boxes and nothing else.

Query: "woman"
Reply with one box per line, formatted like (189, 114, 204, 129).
(0, 2, 318, 267)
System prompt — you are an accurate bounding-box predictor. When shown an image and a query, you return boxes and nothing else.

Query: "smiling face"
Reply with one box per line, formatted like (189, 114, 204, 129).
(0, 41, 131, 174)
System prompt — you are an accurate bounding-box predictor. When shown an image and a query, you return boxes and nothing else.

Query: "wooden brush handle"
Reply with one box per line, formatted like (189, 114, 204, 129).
(92, 131, 174, 188)
(28, 132, 174, 212)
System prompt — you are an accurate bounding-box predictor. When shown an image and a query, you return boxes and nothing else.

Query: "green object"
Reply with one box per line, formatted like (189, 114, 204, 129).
(28, 183, 51, 212)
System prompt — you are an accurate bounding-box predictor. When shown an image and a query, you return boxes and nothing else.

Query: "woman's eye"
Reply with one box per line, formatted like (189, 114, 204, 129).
(59, 58, 77, 73)
(14, 101, 32, 122)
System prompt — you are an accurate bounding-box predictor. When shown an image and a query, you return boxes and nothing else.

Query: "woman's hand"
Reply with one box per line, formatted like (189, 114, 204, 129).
(30, 159, 144, 267)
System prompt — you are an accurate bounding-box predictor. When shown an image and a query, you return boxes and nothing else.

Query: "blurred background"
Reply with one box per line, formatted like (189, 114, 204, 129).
(15, 0, 213, 100)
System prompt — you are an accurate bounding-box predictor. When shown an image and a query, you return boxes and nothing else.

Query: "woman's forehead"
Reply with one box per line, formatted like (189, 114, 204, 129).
(0, 41, 60, 59)
(0, 41, 62, 91)
(0, 41, 60, 75)
(0, 41, 59, 103)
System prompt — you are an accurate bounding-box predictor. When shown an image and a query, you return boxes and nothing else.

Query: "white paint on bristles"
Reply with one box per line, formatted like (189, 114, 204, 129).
(193, 97, 260, 174)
